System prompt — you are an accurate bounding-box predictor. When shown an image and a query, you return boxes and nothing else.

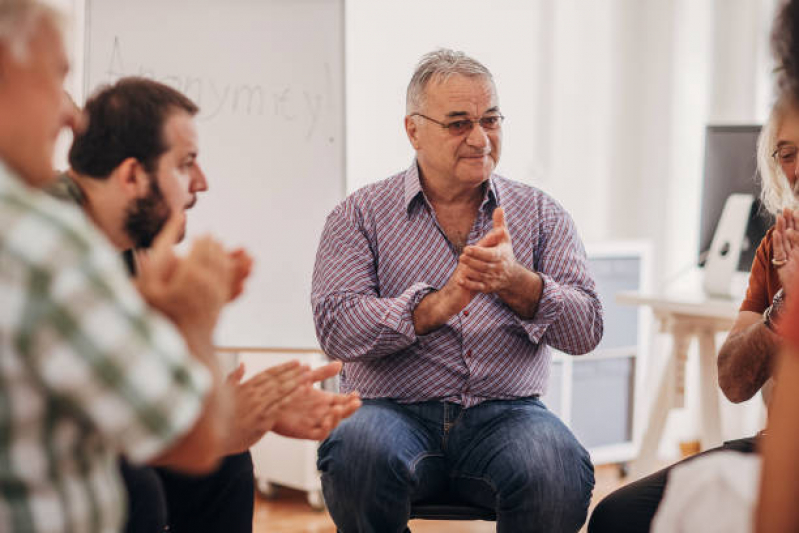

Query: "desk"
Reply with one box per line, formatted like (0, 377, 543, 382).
(617, 291, 739, 477)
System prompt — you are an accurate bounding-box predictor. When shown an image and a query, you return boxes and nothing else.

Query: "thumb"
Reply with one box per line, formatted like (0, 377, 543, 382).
(151, 213, 186, 256)
(475, 229, 504, 248)
(492, 206, 506, 230)
(227, 362, 246, 385)
(309, 361, 343, 383)
(146, 213, 185, 276)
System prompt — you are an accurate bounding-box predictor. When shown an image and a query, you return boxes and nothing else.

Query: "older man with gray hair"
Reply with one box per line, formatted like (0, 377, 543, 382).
(312, 49, 602, 532)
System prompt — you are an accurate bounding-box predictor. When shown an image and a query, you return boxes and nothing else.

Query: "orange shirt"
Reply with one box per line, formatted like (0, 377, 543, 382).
(740, 226, 782, 314)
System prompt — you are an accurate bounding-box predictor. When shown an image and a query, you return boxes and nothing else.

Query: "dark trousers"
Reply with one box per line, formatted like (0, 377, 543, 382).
(120, 451, 255, 533)
(587, 436, 758, 533)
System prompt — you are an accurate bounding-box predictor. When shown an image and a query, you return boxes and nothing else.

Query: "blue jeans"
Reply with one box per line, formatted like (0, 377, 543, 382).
(317, 398, 594, 533)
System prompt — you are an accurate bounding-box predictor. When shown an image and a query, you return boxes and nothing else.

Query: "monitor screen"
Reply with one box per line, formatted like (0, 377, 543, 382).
(698, 125, 773, 272)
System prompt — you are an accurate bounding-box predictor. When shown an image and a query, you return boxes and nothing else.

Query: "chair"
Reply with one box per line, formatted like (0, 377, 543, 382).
(409, 491, 497, 522)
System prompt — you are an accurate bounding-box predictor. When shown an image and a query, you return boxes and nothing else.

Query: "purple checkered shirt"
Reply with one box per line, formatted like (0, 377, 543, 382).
(312, 162, 603, 407)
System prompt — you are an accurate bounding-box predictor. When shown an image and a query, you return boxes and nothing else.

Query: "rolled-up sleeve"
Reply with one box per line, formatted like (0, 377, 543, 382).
(311, 201, 435, 361)
(516, 202, 603, 355)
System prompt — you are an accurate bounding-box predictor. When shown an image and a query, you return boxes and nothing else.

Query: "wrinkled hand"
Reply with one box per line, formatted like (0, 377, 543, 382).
(773, 208, 799, 294)
(224, 361, 312, 454)
(135, 214, 234, 337)
(272, 361, 362, 441)
(228, 248, 254, 302)
(458, 207, 522, 294)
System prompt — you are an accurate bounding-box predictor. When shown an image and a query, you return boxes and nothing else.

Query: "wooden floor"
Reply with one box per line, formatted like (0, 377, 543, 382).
(253, 464, 628, 532)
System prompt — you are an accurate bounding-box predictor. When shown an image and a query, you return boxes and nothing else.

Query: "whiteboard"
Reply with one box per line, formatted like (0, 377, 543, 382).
(83, 0, 345, 349)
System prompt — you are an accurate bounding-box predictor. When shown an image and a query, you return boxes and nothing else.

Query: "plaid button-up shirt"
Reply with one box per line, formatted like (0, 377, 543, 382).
(0, 163, 210, 532)
(312, 163, 603, 407)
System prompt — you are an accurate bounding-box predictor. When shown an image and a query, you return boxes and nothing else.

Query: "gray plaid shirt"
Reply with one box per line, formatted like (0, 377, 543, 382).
(0, 162, 211, 532)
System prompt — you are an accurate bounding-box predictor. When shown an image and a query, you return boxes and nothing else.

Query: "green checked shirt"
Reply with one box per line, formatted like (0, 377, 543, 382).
(0, 162, 211, 533)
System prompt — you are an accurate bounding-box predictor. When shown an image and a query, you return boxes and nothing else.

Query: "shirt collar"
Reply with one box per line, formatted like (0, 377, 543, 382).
(403, 160, 499, 215)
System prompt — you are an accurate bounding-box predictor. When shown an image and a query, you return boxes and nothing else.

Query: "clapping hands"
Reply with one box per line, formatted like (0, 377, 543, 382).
(773, 208, 799, 294)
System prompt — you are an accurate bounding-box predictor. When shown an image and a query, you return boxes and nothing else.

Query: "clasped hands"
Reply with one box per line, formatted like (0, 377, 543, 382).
(133, 213, 254, 341)
(773, 208, 799, 295)
(225, 360, 361, 454)
(457, 207, 523, 297)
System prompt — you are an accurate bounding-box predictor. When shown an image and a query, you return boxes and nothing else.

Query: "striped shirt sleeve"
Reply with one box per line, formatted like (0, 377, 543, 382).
(517, 200, 603, 355)
(311, 200, 436, 361)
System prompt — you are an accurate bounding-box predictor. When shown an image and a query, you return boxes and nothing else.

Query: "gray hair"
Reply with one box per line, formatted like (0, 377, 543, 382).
(0, 0, 62, 62)
(758, 92, 799, 215)
(406, 48, 494, 114)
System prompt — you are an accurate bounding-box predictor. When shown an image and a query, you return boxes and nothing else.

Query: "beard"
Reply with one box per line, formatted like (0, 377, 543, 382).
(123, 172, 171, 249)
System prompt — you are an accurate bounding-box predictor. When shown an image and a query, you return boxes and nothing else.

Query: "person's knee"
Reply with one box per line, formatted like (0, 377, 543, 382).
(318, 407, 413, 491)
(489, 416, 594, 529)
(507, 424, 593, 497)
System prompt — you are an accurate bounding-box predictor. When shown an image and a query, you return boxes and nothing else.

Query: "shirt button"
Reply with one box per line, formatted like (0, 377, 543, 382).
(466, 350, 473, 358)
(463, 309, 470, 317)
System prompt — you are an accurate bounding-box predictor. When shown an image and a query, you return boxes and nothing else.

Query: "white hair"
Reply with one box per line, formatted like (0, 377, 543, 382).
(758, 92, 799, 215)
(406, 48, 494, 114)
(0, 0, 62, 63)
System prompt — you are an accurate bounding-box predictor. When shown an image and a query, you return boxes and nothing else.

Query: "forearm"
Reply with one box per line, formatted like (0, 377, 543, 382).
(717, 322, 778, 403)
(505, 268, 603, 355)
(313, 283, 433, 361)
(150, 328, 232, 470)
(412, 282, 471, 335)
(496, 263, 543, 319)
(148, 365, 232, 473)
(540, 285, 603, 354)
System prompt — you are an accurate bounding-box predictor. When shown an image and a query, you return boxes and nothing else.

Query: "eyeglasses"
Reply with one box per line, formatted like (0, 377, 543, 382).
(411, 113, 505, 136)
(772, 144, 798, 165)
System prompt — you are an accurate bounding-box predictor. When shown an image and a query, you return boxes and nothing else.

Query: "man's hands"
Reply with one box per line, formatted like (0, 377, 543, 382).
(135, 214, 233, 350)
(228, 248, 254, 302)
(773, 208, 799, 295)
(459, 207, 524, 295)
(224, 360, 361, 454)
(224, 361, 312, 454)
(271, 361, 361, 440)
(412, 207, 542, 334)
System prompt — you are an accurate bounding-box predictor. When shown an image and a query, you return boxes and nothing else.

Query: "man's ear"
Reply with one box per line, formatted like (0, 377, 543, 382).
(405, 115, 421, 150)
(114, 158, 150, 198)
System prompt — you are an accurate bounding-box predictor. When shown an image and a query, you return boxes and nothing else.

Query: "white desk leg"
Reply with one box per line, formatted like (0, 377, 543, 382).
(697, 327, 723, 450)
(631, 324, 692, 478)
(631, 342, 678, 478)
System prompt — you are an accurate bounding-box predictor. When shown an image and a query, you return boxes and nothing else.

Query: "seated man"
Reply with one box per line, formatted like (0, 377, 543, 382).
(0, 2, 236, 531)
(589, 90, 799, 533)
(63, 77, 361, 533)
(312, 48, 603, 533)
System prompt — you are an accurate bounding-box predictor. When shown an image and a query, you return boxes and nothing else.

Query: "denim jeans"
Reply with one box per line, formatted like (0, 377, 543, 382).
(317, 398, 594, 533)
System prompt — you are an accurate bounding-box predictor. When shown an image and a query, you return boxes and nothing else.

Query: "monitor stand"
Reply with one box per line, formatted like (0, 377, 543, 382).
(703, 193, 754, 298)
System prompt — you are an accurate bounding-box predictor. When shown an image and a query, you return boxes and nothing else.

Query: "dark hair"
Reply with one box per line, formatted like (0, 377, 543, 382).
(772, 0, 799, 100)
(69, 77, 199, 178)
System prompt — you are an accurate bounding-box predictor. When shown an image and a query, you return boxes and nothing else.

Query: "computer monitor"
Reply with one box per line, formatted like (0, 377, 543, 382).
(698, 125, 773, 272)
